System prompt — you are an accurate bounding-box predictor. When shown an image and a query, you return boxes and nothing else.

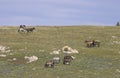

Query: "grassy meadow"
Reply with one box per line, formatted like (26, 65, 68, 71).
(0, 26, 120, 78)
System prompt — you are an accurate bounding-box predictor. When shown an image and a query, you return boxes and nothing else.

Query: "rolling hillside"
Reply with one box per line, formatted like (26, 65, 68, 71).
(0, 26, 120, 78)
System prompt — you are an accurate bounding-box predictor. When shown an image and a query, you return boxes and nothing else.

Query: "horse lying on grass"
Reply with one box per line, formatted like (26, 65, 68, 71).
(44, 60, 55, 68)
(44, 57, 60, 68)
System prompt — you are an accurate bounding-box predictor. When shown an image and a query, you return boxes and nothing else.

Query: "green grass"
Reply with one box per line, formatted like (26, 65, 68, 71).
(0, 26, 120, 78)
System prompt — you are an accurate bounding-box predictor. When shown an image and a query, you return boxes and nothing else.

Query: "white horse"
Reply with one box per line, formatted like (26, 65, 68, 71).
(18, 28, 26, 32)
(18, 25, 26, 32)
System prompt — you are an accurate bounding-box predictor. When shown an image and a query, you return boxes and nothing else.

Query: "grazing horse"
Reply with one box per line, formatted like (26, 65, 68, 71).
(85, 40, 100, 47)
(24, 27, 35, 32)
(63, 55, 73, 65)
(44, 60, 55, 68)
(85, 40, 93, 47)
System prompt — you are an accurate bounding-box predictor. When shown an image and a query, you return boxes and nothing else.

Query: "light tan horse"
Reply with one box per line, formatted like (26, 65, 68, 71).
(85, 40, 100, 47)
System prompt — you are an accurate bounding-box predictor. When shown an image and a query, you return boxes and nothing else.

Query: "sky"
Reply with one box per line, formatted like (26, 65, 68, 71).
(0, 0, 120, 26)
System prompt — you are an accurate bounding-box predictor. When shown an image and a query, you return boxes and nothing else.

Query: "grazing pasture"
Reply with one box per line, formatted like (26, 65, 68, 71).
(0, 26, 120, 78)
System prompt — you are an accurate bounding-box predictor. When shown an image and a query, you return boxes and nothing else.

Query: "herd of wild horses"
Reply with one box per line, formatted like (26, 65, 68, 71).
(44, 40, 100, 68)
(18, 25, 100, 68)
(44, 55, 73, 68)
(45, 41, 100, 68)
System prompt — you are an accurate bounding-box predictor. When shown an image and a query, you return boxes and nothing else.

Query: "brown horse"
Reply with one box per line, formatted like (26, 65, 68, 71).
(85, 40, 93, 47)
(44, 60, 55, 68)
(24, 27, 35, 32)
(85, 40, 100, 47)
(63, 55, 73, 65)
